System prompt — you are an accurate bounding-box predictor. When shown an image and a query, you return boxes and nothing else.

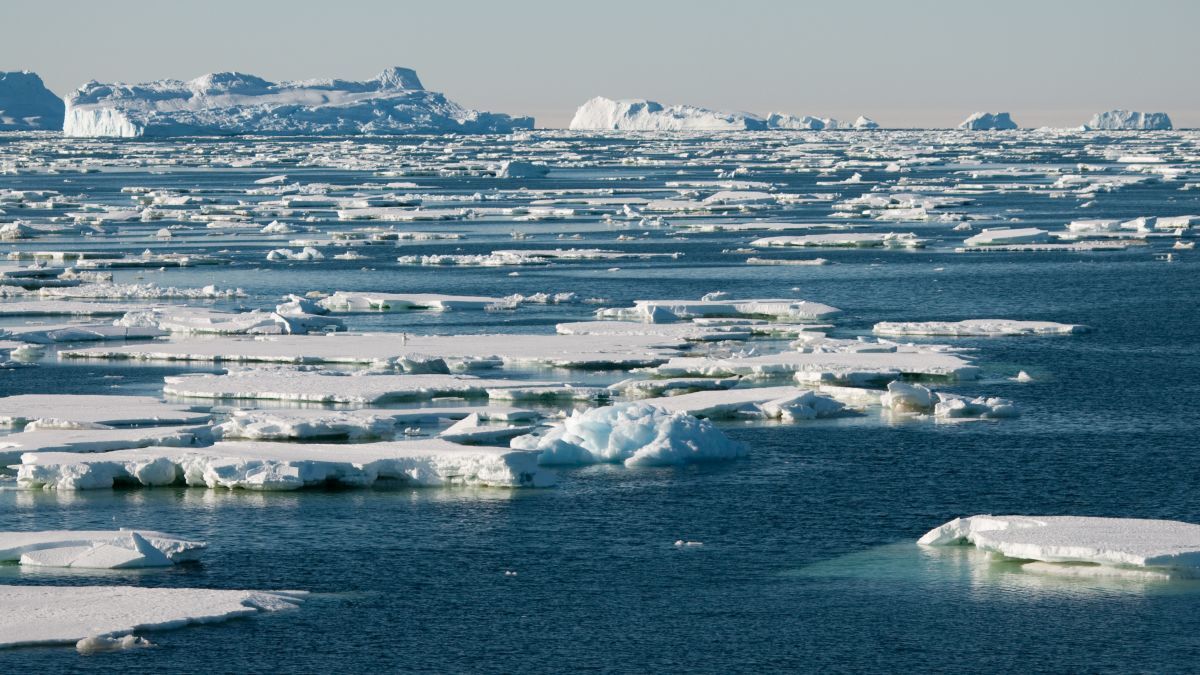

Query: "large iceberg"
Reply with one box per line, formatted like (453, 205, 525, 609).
(0, 71, 64, 131)
(570, 97, 878, 131)
(63, 67, 534, 137)
(569, 97, 766, 131)
(958, 112, 1017, 130)
(1083, 109, 1172, 131)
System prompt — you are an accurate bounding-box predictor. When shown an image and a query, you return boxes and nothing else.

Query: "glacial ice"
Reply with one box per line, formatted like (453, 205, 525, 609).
(958, 112, 1018, 130)
(511, 402, 745, 467)
(569, 97, 767, 131)
(63, 67, 533, 137)
(0, 530, 206, 568)
(0, 585, 305, 648)
(919, 515, 1200, 574)
(1084, 110, 1172, 131)
(0, 71, 64, 131)
(873, 319, 1087, 337)
(17, 440, 555, 490)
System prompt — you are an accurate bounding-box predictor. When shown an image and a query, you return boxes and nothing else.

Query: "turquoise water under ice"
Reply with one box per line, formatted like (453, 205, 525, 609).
(2, 131, 1200, 672)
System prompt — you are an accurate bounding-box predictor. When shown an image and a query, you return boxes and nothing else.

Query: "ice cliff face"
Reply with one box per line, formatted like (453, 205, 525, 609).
(959, 112, 1018, 130)
(571, 97, 878, 131)
(0, 71, 65, 131)
(1083, 109, 1172, 131)
(62, 67, 533, 137)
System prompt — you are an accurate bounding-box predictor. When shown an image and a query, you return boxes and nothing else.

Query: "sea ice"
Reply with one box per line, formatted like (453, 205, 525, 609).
(919, 515, 1200, 574)
(751, 233, 925, 249)
(595, 298, 841, 323)
(873, 319, 1087, 337)
(0, 585, 305, 648)
(0, 395, 211, 429)
(17, 440, 555, 490)
(0, 530, 205, 568)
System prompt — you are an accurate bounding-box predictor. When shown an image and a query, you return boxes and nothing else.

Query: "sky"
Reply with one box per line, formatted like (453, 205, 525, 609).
(4, 0, 1198, 129)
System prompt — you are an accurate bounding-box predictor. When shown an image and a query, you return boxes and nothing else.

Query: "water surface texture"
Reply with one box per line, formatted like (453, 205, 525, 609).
(2, 130, 1199, 672)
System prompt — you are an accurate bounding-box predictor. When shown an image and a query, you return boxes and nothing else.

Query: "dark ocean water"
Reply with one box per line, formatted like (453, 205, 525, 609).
(1, 131, 1199, 672)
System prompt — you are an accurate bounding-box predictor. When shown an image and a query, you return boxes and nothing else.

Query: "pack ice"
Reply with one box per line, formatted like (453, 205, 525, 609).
(873, 319, 1087, 337)
(18, 440, 555, 490)
(62, 67, 533, 137)
(0, 585, 305, 649)
(1083, 110, 1172, 131)
(920, 515, 1200, 577)
(0, 530, 205, 569)
(0, 71, 65, 131)
(958, 112, 1017, 130)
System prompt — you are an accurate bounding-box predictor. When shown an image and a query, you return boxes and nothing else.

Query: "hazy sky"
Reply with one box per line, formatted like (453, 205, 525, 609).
(4, 0, 1198, 128)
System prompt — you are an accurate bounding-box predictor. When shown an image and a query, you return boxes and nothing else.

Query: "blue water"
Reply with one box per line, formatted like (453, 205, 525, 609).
(2, 131, 1200, 672)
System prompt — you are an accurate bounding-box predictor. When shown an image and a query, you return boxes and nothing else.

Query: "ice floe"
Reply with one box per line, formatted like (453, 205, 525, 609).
(873, 319, 1087, 337)
(595, 298, 840, 323)
(0, 530, 205, 568)
(17, 440, 555, 490)
(0, 395, 211, 429)
(0, 585, 305, 648)
(751, 233, 925, 249)
(919, 515, 1200, 576)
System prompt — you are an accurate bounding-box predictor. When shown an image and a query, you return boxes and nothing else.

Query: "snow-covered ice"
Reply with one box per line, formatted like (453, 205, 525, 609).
(873, 319, 1087, 337)
(0, 585, 305, 648)
(18, 439, 556, 490)
(569, 97, 766, 131)
(0, 395, 211, 429)
(0, 530, 206, 568)
(919, 515, 1200, 575)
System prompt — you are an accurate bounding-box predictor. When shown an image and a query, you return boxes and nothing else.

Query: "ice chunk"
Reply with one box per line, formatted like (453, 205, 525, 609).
(644, 385, 844, 419)
(569, 97, 766, 131)
(318, 291, 500, 312)
(76, 634, 154, 654)
(0, 585, 305, 648)
(919, 515, 1200, 574)
(1083, 110, 1172, 131)
(873, 319, 1087, 337)
(962, 227, 1051, 247)
(879, 381, 935, 413)
(17, 440, 555, 490)
(596, 298, 840, 323)
(213, 409, 397, 441)
(511, 402, 745, 467)
(751, 233, 925, 249)
(0, 529, 206, 567)
(0, 71, 64, 131)
(958, 112, 1018, 130)
(63, 67, 532, 137)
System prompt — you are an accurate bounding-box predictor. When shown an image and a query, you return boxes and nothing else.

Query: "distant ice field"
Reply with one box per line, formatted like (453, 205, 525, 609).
(1, 129, 1199, 670)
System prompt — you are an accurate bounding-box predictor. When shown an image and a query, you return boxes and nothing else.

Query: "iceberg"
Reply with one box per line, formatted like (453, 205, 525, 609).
(873, 319, 1087, 337)
(0, 529, 205, 568)
(0, 585, 305, 648)
(569, 97, 766, 131)
(919, 515, 1200, 575)
(1083, 110, 1172, 131)
(958, 112, 1018, 130)
(63, 67, 533, 137)
(0, 71, 64, 131)
(511, 402, 745, 467)
(17, 439, 556, 490)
